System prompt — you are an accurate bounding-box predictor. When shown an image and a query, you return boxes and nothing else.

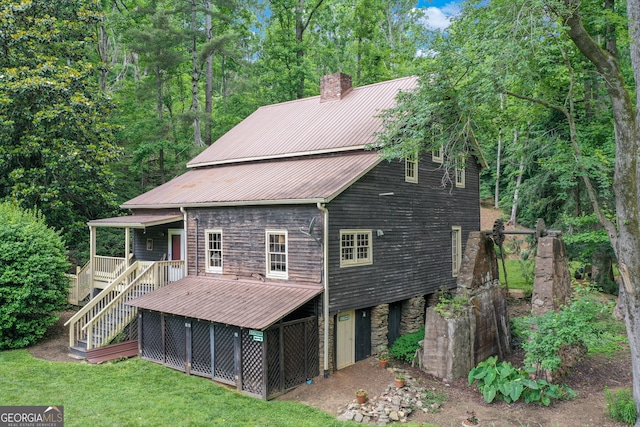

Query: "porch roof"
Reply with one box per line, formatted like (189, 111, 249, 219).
(127, 276, 323, 330)
(87, 214, 183, 229)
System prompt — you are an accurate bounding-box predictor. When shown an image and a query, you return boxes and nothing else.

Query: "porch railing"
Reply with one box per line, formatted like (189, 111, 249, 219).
(94, 255, 127, 282)
(66, 261, 92, 305)
(65, 260, 185, 351)
(83, 260, 185, 350)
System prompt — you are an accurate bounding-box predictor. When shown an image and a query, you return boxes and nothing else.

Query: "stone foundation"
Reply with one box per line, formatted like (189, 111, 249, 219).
(400, 296, 425, 336)
(318, 314, 335, 374)
(532, 236, 572, 316)
(371, 304, 389, 355)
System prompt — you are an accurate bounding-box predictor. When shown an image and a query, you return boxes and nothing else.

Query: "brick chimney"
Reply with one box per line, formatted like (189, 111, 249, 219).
(320, 72, 352, 102)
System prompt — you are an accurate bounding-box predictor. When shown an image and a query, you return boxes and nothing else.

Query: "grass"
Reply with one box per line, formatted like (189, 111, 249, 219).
(0, 350, 358, 427)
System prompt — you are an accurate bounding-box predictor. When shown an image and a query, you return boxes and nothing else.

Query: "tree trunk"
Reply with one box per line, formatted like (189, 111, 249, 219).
(560, 1, 640, 422)
(508, 131, 523, 226)
(190, 0, 204, 147)
(205, 0, 213, 146)
(494, 131, 502, 210)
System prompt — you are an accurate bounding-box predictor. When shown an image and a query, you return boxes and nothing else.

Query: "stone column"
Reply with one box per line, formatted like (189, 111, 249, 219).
(318, 315, 335, 374)
(400, 296, 426, 336)
(532, 236, 572, 316)
(370, 304, 389, 355)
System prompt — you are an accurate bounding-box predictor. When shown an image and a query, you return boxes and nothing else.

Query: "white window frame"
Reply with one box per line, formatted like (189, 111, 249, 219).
(405, 157, 418, 183)
(266, 230, 288, 279)
(432, 146, 443, 164)
(455, 166, 466, 188)
(452, 226, 462, 277)
(205, 229, 223, 274)
(340, 230, 373, 267)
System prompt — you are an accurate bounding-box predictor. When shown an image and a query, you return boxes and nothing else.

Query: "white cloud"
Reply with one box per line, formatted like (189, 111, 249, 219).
(420, 3, 462, 31)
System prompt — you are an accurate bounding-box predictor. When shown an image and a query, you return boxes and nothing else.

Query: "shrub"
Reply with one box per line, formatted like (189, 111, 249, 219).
(0, 203, 69, 349)
(389, 327, 425, 362)
(468, 356, 576, 406)
(520, 284, 615, 371)
(605, 387, 637, 425)
(434, 288, 468, 318)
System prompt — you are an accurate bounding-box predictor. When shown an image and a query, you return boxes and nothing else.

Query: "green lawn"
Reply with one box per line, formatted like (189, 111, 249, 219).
(0, 350, 366, 427)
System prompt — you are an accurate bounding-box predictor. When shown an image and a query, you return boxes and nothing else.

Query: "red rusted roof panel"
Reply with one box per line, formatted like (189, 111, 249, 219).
(187, 76, 418, 167)
(121, 151, 380, 208)
(127, 276, 323, 330)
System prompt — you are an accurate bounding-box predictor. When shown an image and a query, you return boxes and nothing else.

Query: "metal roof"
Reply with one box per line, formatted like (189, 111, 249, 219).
(121, 151, 381, 209)
(127, 276, 323, 330)
(187, 76, 418, 168)
(87, 214, 183, 228)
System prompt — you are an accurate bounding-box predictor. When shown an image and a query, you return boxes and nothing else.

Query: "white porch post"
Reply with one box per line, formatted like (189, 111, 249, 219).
(125, 227, 130, 267)
(89, 225, 96, 298)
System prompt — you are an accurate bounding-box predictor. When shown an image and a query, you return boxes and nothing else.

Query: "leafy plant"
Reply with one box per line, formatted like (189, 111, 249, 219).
(434, 288, 469, 318)
(0, 203, 70, 349)
(468, 356, 576, 406)
(605, 387, 637, 425)
(355, 388, 367, 397)
(520, 284, 616, 371)
(389, 327, 425, 362)
(418, 389, 447, 413)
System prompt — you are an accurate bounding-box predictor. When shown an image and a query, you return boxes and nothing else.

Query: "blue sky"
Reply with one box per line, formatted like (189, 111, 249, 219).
(416, 0, 462, 31)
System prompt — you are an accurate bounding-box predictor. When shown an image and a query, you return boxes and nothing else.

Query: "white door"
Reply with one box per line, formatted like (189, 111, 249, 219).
(336, 310, 355, 370)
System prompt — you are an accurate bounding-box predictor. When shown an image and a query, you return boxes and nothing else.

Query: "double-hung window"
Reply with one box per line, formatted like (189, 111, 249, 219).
(205, 229, 223, 273)
(456, 157, 466, 188)
(340, 230, 372, 267)
(432, 146, 443, 163)
(266, 230, 288, 279)
(405, 156, 418, 183)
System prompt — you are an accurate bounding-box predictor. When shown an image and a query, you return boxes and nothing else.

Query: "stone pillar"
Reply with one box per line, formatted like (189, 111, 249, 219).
(457, 231, 500, 292)
(422, 306, 475, 380)
(400, 296, 426, 336)
(318, 314, 335, 374)
(371, 304, 389, 355)
(532, 236, 572, 316)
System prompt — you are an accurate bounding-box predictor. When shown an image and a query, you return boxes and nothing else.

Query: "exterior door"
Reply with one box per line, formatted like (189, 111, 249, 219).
(336, 310, 355, 369)
(355, 308, 371, 362)
(388, 301, 402, 347)
(167, 229, 185, 281)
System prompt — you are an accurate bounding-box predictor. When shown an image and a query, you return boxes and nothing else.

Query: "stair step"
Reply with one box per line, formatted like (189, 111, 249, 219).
(69, 346, 87, 359)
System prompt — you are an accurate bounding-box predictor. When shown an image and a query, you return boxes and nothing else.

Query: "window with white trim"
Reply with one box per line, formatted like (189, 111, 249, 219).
(405, 157, 418, 183)
(456, 157, 466, 188)
(340, 230, 372, 267)
(432, 146, 443, 163)
(266, 230, 288, 279)
(205, 229, 223, 273)
(452, 226, 462, 277)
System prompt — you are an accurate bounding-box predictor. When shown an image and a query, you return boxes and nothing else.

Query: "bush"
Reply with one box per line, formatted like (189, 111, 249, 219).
(389, 327, 425, 362)
(605, 387, 637, 425)
(468, 356, 576, 406)
(520, 284, 615, 371)
(0, 203, 69, 349)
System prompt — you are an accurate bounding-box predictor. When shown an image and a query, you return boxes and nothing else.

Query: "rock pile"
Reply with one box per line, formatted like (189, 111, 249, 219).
(336, 371, 440, 425)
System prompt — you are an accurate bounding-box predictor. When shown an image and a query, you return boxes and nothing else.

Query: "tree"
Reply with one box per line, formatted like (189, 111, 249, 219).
(0, 203, 70, 349)
(377, 0, 640, 419)
(0, 0, 122, 251)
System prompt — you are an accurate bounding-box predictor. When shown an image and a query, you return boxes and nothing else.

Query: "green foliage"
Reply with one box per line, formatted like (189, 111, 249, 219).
(0, 203, 70, 349)
(605, 387, 637, 425)
(468, 356, 576, 406)
(519, 285, 618, 371)
(434, 288, 469, 318)
(418, 389, 447, 413)
(389, 327, 425, 363)
(0, 0, 122, 250)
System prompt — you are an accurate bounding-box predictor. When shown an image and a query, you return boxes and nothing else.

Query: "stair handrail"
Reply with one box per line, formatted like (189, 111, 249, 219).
(82, 260, 185, 349)
(65, 261, 141, 348)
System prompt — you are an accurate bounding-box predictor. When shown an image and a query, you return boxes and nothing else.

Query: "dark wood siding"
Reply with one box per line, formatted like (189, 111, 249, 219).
(187, 205, 323, 284)
(132, 220, 183, 262)
(326, 154, 481, 314)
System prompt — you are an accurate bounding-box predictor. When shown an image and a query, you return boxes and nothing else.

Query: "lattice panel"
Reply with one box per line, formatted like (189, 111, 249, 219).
(164, 315, 186, 371)
(266, 328, 281, 398)
(191, 320, 212, 377)
(241, 330, 264, 395)
(283, 322, 306, 389)
(141, 311, 163, 363)
(305, 318, 319, 378)
(213, 325, 236, 384)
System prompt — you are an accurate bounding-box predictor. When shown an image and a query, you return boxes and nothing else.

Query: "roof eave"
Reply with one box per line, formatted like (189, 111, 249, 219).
(121, 198, 328, 210)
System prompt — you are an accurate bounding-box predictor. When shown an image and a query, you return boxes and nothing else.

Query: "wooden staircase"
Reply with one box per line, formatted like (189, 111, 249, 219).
(65, 260, 185, 359)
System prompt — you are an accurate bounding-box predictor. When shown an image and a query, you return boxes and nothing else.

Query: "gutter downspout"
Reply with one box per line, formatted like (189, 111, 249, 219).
(180, 207, 188, 276)
(317, 202, 330, 378)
